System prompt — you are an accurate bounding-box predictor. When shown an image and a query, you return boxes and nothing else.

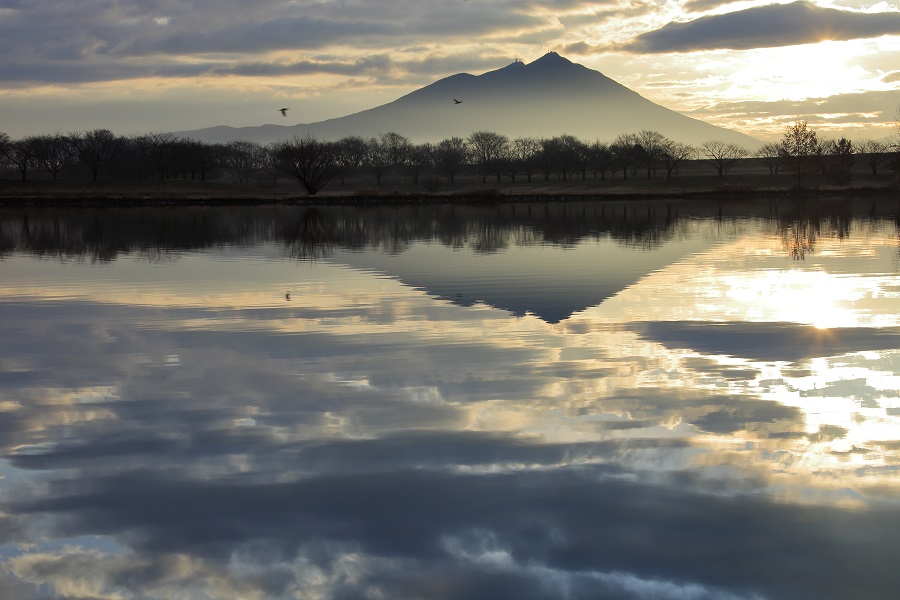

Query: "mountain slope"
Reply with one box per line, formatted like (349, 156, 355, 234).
(176, 53, 760, 147)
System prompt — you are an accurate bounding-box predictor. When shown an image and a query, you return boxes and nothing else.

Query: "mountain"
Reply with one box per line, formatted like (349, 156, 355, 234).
(176, 53, 760, 147)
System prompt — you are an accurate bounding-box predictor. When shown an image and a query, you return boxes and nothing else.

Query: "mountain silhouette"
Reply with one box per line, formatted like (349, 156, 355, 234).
(177, 52, 759, 146)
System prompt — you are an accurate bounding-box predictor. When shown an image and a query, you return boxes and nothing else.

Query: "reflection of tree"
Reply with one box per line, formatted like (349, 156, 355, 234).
(281, 208, 335, 261)
(0, 198, 895, 263)
(780, 220, 818, 261)
(769, 201, 853, 260)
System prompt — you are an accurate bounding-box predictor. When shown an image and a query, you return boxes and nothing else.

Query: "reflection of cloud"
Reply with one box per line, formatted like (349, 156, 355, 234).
(8, 465, 900, 599)
(681, 356, 759, 381)
(3, 211, 900, 599)
(5, 547, 269, 600)
(690, 400, 800, 434)
(630, 321, 900, 363)
(624, 1, 900, 53)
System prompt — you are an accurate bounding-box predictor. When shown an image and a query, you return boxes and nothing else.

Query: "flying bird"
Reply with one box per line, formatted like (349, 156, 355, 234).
(453, 98, 463, 104)
(279, 108, 289, 116)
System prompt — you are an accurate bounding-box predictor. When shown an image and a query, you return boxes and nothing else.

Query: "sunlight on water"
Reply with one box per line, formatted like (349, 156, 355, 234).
(0, 202, 898, 599)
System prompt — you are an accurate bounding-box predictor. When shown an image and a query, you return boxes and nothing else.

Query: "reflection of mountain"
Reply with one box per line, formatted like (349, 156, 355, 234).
(175, 53, 760, 146)
(334, 239, 710, 323)
(1, 199, 897, 321)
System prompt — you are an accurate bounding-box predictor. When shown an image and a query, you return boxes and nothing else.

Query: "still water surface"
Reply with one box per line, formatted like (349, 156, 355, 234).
(0, 200, 899, 599)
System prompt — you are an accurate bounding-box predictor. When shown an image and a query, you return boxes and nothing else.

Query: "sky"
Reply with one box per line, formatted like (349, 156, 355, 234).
(1, 0, 900, 142)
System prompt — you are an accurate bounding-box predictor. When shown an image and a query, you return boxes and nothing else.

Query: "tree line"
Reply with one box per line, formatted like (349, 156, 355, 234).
(1, 121, 898, 195)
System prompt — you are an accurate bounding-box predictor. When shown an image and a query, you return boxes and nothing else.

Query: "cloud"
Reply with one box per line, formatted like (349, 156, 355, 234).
(2, 1, 541, 57)
(0, 0, 550, 86)
(689, 88, 900, 137)
(623, 1, 900, 53)
(562, 41, 597, 56)
(682, 0, 745, 13)
(630, 320, 900, 363)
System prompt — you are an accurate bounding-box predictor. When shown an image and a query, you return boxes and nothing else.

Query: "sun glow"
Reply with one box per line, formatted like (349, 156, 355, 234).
(725, 269, 864, 329)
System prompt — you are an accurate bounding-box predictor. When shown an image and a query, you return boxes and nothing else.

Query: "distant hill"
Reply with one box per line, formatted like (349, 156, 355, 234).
(175, 52, 761, 148)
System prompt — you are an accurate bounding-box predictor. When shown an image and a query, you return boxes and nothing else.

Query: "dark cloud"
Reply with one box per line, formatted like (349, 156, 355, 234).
(0, 0, 548, 85)
(0, 50, 512, 87)
(5, 1, 539, 57)
(624, 1, 900, 53)
(562, 41, 597, 56)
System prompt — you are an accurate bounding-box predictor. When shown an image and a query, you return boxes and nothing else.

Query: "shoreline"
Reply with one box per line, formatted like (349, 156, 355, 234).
(0, 183, 897, 208)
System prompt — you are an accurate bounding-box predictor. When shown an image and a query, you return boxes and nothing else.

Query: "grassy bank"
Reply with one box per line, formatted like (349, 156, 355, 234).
(1, 159, 897, 206)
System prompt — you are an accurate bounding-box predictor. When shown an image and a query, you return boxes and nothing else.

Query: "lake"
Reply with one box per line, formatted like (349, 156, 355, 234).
(1, 198, 899, 600)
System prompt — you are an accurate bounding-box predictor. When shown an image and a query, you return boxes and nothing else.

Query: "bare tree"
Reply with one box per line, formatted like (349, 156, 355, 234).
(700, 140, 748, 177)
(635, 130, 668, 178)
(587, 140, 613, 180)
(28, 133, 75, 180)
(537, 137, 562, 181)
(610, 133, 639, 180)
(779, 121, 821, 186)
(659, 141, 695, 180)
(891, 104, 900, 148)
(379, 131, 412, 170)
(271, 135, 338, 195)
(359, 132, 412, 186)
(826, 137, 854, 186)
(175, 139, 220, 181)
(364, 136, 391, 186)
(0, 132, 9, 159)
(855, 139, 888, 176)
(133, 131, 180, 182)
(755, 143, 781, 176)
(468, 131, 509, 183)
(336, 136, 368, 168)
(557, 134, 588, 180)
(500, 144, 519, 183)
(406, 142, 434, 185)
(6, 136, 38, 181)
(893, 105, 900, 177)
(434, 137, 468, 184)
(510, 137, 541, 182)
(221, 140, 269, 184)
(334, 136, 367, 185)
(68, 129, 122, 182)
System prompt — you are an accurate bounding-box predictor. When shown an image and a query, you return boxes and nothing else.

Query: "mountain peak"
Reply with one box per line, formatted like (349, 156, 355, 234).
(174, 52, 761, 148)
(528, 52, 574, 67)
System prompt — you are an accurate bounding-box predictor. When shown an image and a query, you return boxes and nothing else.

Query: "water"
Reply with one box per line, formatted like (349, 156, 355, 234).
(0, 199, 899, 600)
